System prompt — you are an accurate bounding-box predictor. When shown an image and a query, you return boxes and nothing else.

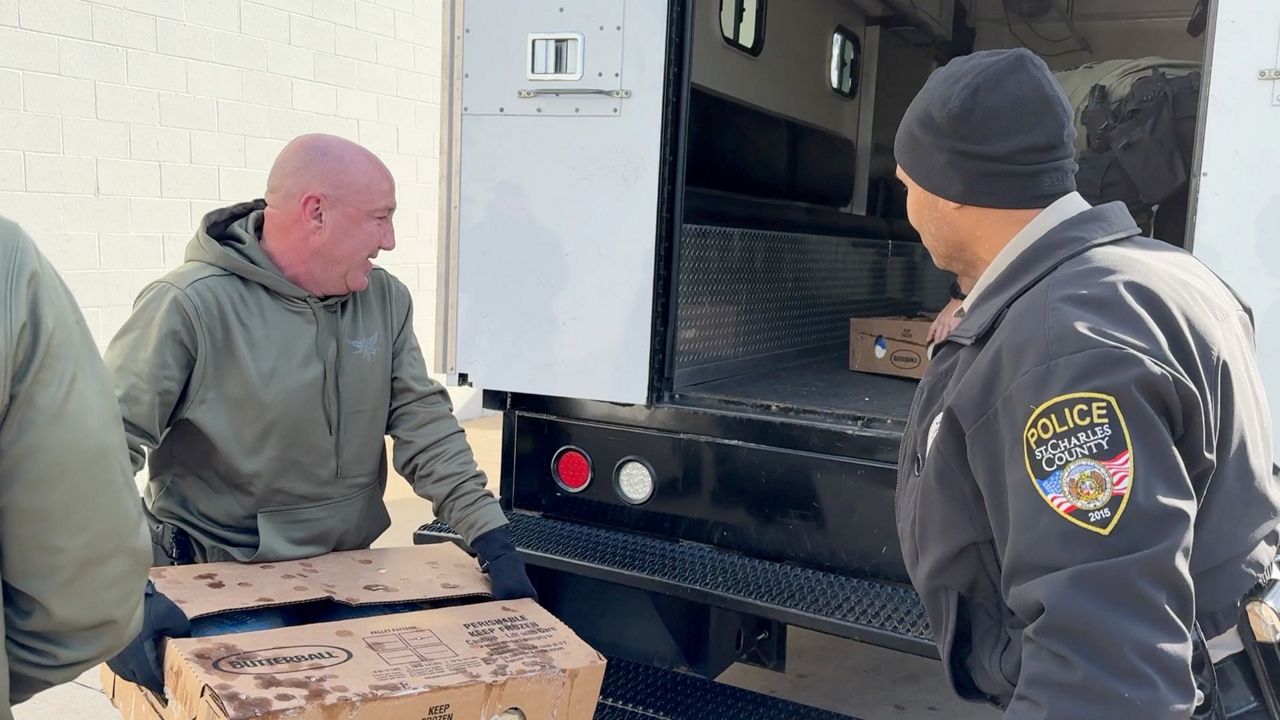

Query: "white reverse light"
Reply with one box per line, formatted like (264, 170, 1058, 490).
(615, 459, 655, 505)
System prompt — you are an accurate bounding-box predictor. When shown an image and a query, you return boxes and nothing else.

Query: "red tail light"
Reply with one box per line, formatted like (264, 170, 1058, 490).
(552, 447, 592, 492)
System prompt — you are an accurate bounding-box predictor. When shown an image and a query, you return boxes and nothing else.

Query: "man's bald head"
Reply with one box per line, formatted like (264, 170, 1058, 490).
(265, 133, 392, 208)
(260, 134, 398, 297)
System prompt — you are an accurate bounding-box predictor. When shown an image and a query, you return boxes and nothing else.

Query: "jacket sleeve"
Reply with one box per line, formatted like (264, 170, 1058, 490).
(103, 282, 202, 473)
(385, 291, 506, 544)
(969, 346, 1200, 719)
(0, 226, 152, 702)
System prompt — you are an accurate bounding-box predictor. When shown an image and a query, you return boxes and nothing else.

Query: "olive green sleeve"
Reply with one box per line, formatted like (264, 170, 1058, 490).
(385, 289, 507, 544)
(103, 281, 203, 474)
(0, 220, 151, 702)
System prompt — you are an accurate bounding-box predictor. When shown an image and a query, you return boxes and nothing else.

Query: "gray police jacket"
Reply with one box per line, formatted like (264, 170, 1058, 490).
(896, 201, 1280, 717)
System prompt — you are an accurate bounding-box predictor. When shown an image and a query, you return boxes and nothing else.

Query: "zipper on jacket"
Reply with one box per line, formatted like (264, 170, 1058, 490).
(895, 340, 955, 525)
(894, 381, 926, 525)
(332, 309, 344, 472)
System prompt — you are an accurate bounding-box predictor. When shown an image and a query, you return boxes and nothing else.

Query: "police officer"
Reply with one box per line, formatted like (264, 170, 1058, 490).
(893, 49, 1279, 718)
(103, 135, 535, 696)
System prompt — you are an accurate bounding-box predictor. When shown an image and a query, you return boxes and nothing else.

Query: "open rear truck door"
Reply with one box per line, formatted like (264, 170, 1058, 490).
(1190, 0, 1280, 455)
(435, 1, 671, 405)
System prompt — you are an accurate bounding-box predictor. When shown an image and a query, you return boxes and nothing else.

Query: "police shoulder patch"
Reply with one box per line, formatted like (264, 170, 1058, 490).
(1023, 392, 1133, 535)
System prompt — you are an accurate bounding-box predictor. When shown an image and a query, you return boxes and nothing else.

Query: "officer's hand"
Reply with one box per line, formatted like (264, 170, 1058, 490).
(470, 527, 538, 601)
(928, 299, 963, 344)
(106, 581, 191, 697)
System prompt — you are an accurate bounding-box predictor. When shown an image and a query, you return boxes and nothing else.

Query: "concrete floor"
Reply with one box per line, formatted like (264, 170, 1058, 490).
(14, 415, 996, 720)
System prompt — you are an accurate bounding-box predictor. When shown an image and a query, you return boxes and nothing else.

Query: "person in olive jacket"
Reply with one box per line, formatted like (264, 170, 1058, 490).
(104, 135, 534, 696)
(0, 216, 152, 719)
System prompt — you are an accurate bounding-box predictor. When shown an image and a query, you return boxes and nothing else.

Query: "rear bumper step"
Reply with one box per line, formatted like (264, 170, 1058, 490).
(596, 656, 858, 719)
(414, 512, 935, 658)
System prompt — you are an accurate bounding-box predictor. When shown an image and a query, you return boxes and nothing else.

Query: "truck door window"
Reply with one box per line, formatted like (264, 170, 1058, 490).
(829, 27, 860, 98)
(720, 0, 766, 56)
(527, 33, 584, 81)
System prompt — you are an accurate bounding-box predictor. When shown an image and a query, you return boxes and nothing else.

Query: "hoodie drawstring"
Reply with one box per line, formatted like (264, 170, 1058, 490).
(307, 298, 336, 437)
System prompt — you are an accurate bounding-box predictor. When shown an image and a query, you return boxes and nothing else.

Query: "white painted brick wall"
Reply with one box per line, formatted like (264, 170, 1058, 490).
(64, 117, 131, 158)
(0, 151, 22, 190)
(19, 0, 93, 40)
(160, 93, 218, 130)
(0, 69, 19, 109)
(243, 4, 289, 42)
(267, 41, 315, 80)
(161, 163, 220, 199)
(25, 153, 97, 194)
(127, 50, 190, 91)
(131, 124, 191, 163)
(98, 158, 162, 197)
(60, 39, 128, 83)
(212, 29, 268, 69)
(24, 74, 97, 118)
(98, 84, 161, 124)
(0, 0, 446, 386)
(191, 130, 246, 166)
(313, 0, 355, 28)
(90, 6, 158, 52)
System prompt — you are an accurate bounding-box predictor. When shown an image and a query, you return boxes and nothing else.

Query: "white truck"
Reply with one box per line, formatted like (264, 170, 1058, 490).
(419, 1, 1280, 717)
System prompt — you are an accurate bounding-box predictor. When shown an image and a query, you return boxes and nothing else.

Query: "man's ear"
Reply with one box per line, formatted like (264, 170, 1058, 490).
(300, 192, 324, 229)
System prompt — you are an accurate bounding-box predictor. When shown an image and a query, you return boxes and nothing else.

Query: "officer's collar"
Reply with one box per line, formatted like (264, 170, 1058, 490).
(946, 201, 1140, 346)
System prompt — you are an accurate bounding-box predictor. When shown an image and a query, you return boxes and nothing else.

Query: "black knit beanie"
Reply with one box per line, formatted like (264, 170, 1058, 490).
(894, 48, 1078, 209)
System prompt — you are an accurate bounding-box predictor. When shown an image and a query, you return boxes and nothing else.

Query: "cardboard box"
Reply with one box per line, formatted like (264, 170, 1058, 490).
(103, 544, 606, 720)
(850, 315, 934, 379)
(102, 666, 166, 720)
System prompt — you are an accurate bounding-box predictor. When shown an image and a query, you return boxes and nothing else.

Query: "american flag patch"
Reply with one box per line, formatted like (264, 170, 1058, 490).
(1036, 470, 1077, 514)
(1103, 450, 1131, 493)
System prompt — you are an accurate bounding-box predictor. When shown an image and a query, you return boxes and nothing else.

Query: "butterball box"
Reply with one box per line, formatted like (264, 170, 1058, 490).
(849, 315, 935, 379)
(101, 544, 605, 720)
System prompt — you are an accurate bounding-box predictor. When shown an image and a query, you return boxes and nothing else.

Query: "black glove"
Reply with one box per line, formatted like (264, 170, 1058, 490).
(107, 581, 191, 697)
(470, 527, 538, 601)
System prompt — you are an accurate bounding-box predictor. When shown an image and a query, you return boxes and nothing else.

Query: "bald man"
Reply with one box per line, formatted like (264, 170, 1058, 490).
(103, 135, 534, 695)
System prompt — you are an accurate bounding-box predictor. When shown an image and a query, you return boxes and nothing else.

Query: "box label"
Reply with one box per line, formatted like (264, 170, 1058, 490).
(212, 645, 354, 675)
(890, 348, 923, 370)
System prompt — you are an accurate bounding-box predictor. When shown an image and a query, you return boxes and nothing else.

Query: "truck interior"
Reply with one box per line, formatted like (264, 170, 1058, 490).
(663, 0, 1209, 431)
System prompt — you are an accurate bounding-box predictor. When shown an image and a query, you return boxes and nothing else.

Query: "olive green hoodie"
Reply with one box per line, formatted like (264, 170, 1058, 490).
(1, 217, 150, 718)
(105, 201, 506, 563)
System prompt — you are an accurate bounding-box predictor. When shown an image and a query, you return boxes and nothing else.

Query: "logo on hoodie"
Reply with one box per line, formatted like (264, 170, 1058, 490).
(347, 334, 379, 360)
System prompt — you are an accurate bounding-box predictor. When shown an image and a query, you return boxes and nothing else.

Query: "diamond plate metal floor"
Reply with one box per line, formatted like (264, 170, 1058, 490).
(594, 657, 859, 720)
(415, 512, 934, 657)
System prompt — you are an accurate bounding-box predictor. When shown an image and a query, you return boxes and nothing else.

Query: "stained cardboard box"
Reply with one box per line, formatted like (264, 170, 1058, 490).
(102, 544, 606, 720)
(102, 667, 166, 720)
(849, 315, 934, 379)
